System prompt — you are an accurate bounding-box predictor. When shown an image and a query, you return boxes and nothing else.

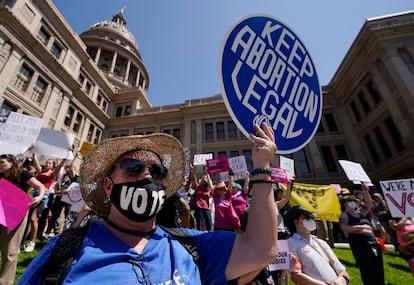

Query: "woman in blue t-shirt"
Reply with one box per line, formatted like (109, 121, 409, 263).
(19, 123, 278, 285)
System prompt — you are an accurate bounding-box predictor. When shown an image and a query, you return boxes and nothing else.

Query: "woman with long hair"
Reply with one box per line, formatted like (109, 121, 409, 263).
(23, 153, 61, 252)
(0, 154, 45, 285)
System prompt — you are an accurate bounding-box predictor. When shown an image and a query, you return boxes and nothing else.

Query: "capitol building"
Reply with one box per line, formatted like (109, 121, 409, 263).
(0, 0, 413, 187)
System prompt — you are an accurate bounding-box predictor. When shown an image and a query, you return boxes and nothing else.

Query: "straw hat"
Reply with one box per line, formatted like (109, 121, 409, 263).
(80, 133, 186, 217)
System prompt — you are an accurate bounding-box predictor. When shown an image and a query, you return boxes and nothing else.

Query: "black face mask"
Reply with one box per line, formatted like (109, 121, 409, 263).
(110, 178, 166, 222)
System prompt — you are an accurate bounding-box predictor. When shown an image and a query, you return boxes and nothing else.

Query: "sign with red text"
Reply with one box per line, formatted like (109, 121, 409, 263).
(219, 14, 322, 154)
(380, 178, 414, 217)
(0, 178, 32, 230)
(206, 157, 230, 174)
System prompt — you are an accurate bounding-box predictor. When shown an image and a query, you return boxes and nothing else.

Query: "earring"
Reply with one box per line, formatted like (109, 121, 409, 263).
(103, 196, 111, 204)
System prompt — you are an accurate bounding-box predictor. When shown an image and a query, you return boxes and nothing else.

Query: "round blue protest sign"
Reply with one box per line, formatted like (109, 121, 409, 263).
(218, 14, 322, 154)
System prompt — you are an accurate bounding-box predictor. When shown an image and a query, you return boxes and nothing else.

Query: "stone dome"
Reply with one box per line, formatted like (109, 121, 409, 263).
(80, 10, 141, 58)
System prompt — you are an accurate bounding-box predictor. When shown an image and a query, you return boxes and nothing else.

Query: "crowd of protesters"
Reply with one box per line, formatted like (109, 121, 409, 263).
(1, 134, 413, 284)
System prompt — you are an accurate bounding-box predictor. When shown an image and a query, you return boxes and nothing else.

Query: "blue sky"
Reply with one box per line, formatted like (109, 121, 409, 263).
(53, 0, 413, 107)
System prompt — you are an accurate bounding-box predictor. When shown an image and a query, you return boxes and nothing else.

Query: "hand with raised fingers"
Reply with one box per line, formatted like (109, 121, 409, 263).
(249, 123, 277, 168)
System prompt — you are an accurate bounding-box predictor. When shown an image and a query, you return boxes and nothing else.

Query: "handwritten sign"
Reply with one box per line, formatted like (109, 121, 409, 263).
(0, 178, 32, 230)
(193, 153, 213, 166)
(338, 160, 373, 185)
(0, 109, 43, 154)
(61, 182, 84, 213)
(280, 156, 295, 180)
(206, 157, 230, 174)
(220, 155, 248, 181)
(380, 178, 414, 217)
(268, 239, 290, 271)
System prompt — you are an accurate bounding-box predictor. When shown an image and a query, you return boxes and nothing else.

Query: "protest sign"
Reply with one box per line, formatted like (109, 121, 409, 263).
(338, 160, 373, 185)
(79, 141, 94, 157)
(193, 153, 212, 166)
(380, 178, 414, 217)
(280, 156, 295, 180)
(0, 109, 43, 155)
(220, 155, 248, 181)
(32, 128, 75, 159)
(282, 182, 341, 222)
(271, 166, 289, 184)
(218, 14, 322, 154)
(61, 182, 84, 213)
(330, 184, 342, 195)
(268, 239, 290, 271)
(206, 157, 230, 174)
(0, 178, 32, 230)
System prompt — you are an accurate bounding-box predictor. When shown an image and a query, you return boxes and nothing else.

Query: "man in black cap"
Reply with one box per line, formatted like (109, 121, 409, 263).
(285, 205, 350, 285)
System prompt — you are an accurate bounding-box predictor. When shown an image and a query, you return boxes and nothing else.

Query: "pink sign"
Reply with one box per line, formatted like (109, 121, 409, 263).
(0, 178, 32, 230)
(206, 157, 230, 174)
(271, 166, 289, 184)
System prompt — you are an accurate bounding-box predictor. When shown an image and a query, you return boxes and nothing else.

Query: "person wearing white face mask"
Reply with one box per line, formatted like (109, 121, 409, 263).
(285, 205, 350, 285)
(339, 183, 385, 285)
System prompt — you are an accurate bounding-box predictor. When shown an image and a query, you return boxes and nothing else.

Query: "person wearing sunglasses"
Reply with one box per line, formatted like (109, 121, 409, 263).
(0, 154, 45, 285)
(19, 123, 278, 285)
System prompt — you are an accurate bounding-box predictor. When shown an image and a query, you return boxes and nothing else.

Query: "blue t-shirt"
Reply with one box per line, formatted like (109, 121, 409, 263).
(17, 222, 236, 284)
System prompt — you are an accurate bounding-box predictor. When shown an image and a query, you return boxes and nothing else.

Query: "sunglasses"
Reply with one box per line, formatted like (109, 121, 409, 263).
(0, 154, 15, 159)
(119, 158, 168, 179)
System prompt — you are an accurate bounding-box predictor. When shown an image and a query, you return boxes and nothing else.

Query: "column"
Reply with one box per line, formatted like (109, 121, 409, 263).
(94, 47, 101, 65)
(110, 51, 118, 73)
(135, 70, 141, 87)
(124, 59, 131, 83)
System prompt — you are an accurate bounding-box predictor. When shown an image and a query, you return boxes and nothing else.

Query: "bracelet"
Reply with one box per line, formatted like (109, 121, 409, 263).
(249, 179, 275, 185)
(251, 168, 272, 176)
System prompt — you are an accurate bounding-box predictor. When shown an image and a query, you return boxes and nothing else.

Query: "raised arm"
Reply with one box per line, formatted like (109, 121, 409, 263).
(228, 168, 234, 193)
(32, 152, 42, 173)
(277, 180, 292, 210)
(53, 158, 67, 179)
(190, 164, 198, 189)
(225, 123, 277, 281)
(360, 182, 373, 216)
(243, 171, 250, 196)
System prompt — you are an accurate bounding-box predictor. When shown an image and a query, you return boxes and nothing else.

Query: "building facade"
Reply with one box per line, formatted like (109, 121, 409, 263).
(0, 0, 413, 187)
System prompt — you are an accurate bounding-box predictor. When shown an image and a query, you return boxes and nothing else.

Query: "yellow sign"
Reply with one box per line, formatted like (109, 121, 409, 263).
(281, 182, 341, 222)
(79, 141, 94, 157)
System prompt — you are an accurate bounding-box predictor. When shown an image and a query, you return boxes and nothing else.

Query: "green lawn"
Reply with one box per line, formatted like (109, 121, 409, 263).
(12, 240, 413, 284)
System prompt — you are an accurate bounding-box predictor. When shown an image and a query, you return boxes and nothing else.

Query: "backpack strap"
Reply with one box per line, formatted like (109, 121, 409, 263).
(42, 225, 89, 285)
(159, 226, 200, 263)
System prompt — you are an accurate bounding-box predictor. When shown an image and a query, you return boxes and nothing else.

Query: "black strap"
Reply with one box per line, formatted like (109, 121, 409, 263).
(42, 225, 89, 285)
